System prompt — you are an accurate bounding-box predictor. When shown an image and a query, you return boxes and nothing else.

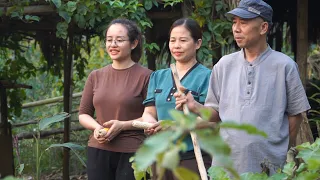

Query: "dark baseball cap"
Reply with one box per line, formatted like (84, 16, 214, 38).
(227, 0, 273, 23)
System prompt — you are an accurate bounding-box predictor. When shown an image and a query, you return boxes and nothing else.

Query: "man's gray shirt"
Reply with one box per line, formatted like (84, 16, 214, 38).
(205, 46, 310, 174)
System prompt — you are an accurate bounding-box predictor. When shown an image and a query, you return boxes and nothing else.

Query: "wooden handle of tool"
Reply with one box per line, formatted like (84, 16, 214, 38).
(170, 64, 208, 180)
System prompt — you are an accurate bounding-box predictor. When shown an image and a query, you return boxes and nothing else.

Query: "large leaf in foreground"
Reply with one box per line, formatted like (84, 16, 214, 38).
(39, 112, 70, 130)
(135, 131, 173, 170)
(220, 122, 267, 138)
(197, 130, 239, 178)
(47, 142, 86, 167)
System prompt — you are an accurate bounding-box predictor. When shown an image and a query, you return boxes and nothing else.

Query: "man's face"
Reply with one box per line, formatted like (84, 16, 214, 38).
(232, 16, 268, 48)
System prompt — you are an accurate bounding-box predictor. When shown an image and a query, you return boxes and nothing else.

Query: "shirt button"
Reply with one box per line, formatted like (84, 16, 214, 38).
(170, 93, 173, 96)
(173, 87, 176, 90)
(249, 64, 253, 66)
(247, 92, 250, 94)
(167, 98, 171, 101)
(248, 82, 251, 85)
(248, 72, 252, 75)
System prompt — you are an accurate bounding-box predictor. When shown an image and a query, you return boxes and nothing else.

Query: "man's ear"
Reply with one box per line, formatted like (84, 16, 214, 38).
(260, 22, 269, 35)
(131, 39, 138, 50)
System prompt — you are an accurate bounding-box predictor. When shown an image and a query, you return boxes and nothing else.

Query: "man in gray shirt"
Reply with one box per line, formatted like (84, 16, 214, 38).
(174, 0, 310, 175)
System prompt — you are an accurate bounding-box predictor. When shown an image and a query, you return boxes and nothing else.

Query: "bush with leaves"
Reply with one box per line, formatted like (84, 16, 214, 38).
(132, 109, 320, 180)
(132, 109, 267, 180)
(14, 112, 86, 180)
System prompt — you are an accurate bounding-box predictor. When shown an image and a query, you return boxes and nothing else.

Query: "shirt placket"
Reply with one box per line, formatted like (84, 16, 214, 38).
(245, 63, 254, 104)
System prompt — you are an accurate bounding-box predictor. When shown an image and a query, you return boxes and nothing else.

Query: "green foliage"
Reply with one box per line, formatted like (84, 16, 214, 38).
(46, 142, 86, 167)
(29, 113, 86, 180)
(38, 112, 70, 130)
(133, 109, 267, 179)
(43, 0, 153, 38)
(1, 176, 23, 180)
(219, 122, 268, 138)
(191, 0, 234, 65)
(173, 167, 200, 180)
(209, 138, 320, 180)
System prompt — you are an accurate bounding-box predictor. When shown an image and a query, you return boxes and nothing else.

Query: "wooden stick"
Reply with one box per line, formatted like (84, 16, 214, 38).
(170, 64, 208, 180)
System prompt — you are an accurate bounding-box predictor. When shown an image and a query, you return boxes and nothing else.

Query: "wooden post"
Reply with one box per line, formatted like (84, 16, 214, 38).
(296, 0, 314, 145)
(297, 0, 308, 88)
(0, 84, 14, 178)
(63, 26, 74, 180)
(145, 27, 156, 71)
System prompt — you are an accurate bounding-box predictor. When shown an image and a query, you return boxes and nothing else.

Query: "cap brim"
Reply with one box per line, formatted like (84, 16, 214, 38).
(226, 8, 259, 19)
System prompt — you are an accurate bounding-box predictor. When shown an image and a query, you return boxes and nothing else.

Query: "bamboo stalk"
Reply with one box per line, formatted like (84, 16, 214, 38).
(170, 64, 208, 180)
(22, 92, 82, 108)
(15, 126, 86, 140)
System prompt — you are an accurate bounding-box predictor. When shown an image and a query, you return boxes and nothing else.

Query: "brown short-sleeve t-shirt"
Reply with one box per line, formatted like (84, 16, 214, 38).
(79, 64, 152, 153)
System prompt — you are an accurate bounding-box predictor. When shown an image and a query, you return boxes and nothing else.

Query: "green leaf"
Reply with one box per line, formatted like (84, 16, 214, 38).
(153, 0, 159, 7)
(161, 146, 180, 170)
(173, 167, 200, 180)
(25, 15, 40, 22)
(56, 21, 68, 38)
(89, 18, 95, 27)
(268, 173, 287, 180)
(216, 4, 223, 12)
(219, 122, 267, 138)
(160, 120, 176, 128)
(47, 142, 86, 167)
(58, 10, 71, 23)
(77, 4, 88, 15)
(144, 0, 153, 10)
(51, 0, 61, 8)
(39, 112, 70, 130)
(208, 166, 230, 180)
(67, 1, 77, 13)
(77, 14, 86, 28)
(2, 176, 23, 180)
(199, 108, 212, 121)
(296, 163, 307, 173)
(18, 164, 24, 175)
(135, 131, 174, 170)
(203, 31, 211, 41)
(240, 172, 268, 180)
(131, 161, 147, 180)
(295, 171, 319, 180)
(10, 11, 22, 19)
(197, 130, 239, 178)
(282, 162, 295, 176)
(169, 110, 197, 129)
(97, 0, 107, 4)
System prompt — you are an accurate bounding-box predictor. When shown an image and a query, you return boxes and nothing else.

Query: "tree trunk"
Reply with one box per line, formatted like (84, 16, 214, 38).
(296, 0, 313, 144)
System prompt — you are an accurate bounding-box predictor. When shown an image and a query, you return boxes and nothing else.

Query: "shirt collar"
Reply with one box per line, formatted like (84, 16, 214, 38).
(239, 45, 272, 66)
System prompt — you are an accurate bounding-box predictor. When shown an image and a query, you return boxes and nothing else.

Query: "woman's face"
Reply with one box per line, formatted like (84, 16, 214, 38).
(169, 25, 201, 63)
(105, 24, 136, 62)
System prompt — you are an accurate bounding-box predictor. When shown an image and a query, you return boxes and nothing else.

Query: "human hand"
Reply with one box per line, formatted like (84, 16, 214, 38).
(93, 126, 109, 144)
(103, 120, 125, 141)
(144, 122, 162, 136)
(174, 89, 197, 112)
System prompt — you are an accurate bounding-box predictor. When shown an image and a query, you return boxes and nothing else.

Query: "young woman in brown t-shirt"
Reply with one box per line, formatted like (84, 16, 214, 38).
(79, 19, 152, 180)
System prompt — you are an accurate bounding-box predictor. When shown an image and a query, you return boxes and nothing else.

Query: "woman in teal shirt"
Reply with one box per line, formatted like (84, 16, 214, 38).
(142, 18, 212, 180)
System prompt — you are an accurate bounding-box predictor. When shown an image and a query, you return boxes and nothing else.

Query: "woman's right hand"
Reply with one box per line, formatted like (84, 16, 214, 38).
(93, 126, 109, 144)
(144, 122, 162, 136)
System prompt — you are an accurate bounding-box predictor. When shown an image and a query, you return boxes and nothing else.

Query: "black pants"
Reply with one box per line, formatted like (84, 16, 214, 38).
(87, 147, 136, 180)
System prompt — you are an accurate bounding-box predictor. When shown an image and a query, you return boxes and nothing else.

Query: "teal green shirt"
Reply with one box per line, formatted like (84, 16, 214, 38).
(143, 63, 211, 151)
